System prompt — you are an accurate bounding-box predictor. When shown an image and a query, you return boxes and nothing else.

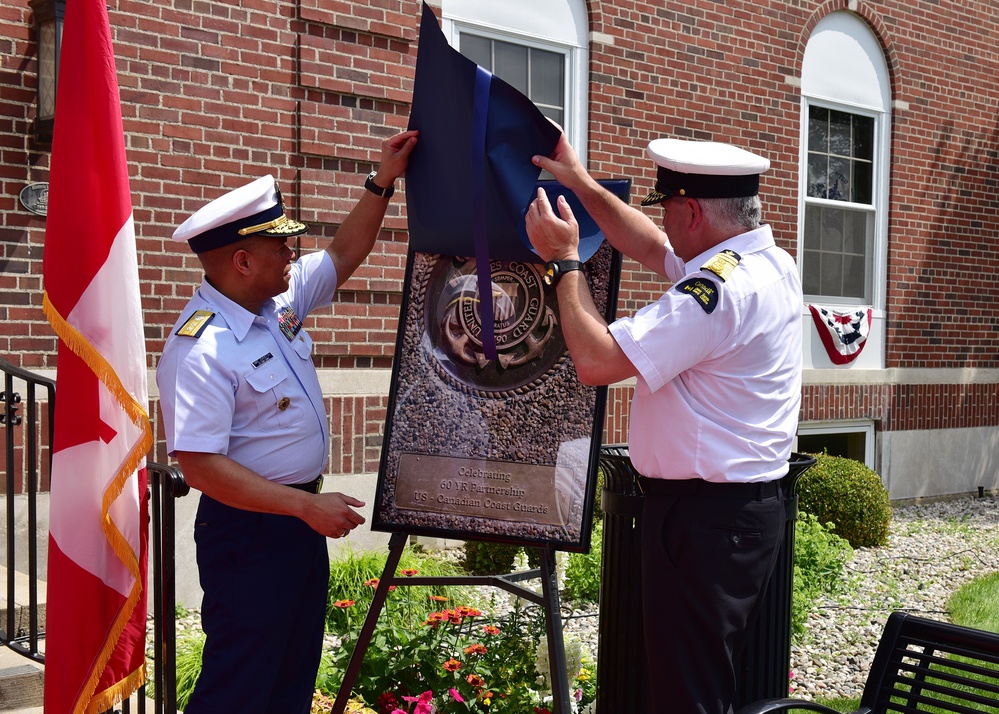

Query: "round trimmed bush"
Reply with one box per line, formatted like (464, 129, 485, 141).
(797, 452, 892, 548)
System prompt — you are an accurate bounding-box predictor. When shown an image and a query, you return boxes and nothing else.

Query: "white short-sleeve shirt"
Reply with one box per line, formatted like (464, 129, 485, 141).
(608, 225, 802, 483)
(157, 250, 338, 484)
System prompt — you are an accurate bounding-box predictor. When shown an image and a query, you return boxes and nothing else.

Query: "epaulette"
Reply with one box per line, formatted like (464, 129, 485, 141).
(176, 310, 215, 338)
(701, 249, 741, 282)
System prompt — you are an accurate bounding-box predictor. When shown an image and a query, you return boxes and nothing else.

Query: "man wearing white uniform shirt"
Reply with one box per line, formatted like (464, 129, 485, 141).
(525, 133, 802, 714)
(156, 129, 417, 714)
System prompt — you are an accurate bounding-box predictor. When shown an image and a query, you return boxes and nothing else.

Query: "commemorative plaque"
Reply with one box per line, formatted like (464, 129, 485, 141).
(373, 180, 626, 551)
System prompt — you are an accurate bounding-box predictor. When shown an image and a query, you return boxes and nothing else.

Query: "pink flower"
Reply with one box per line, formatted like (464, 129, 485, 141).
(449, 687, 465, 703)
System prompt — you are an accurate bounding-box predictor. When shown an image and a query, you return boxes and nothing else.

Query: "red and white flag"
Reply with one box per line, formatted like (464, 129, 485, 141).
(41, 0, 152, 711)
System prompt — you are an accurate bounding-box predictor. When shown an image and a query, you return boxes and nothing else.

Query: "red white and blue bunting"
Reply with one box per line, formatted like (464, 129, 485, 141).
(808, 304, 873, 365)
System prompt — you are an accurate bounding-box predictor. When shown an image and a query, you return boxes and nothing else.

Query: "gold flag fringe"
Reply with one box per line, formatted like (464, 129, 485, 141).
(43, 291, 154, 714)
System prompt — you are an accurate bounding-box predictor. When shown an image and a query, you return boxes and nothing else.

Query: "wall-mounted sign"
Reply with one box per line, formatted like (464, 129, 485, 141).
(19, 183, 49, 216)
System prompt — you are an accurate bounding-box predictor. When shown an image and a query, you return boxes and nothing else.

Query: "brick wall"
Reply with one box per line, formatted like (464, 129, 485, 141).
(2, 0, 999, 480)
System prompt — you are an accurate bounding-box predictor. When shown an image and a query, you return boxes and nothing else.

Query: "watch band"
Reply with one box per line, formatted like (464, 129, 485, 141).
(364, 171, 394, 199)
(543, 259, 585, 287)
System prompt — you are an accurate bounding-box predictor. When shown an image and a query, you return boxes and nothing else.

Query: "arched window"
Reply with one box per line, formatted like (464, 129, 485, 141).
(800, 11, 891, 369)
(441, 0, 589, 162)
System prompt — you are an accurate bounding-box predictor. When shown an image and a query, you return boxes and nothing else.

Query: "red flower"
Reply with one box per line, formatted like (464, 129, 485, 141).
(464, 643, 487, 655)
(429, 595, 448, 602)
(333, 599, 355, 608)
(376, 691, 398, 714)
(442, 658, 462, 672)
(482, 625, 500, 636)
(401, 568, 419, 577)
(466, 673, 486, 688)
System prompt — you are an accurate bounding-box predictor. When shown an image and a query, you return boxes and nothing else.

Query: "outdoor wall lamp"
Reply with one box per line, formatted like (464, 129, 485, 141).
(28, 0, 65, 146)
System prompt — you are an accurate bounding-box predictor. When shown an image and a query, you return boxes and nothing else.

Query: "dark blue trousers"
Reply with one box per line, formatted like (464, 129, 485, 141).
(640, 481, 785, 714)
(185, 495, 329, 714)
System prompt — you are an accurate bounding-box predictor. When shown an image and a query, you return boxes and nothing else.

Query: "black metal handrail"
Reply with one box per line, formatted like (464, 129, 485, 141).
(1, 356, 187, 713)
(0, 356, 54, 666)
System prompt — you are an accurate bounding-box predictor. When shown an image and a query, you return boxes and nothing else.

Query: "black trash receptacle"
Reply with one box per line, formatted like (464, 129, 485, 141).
(595, 447, 815, 712)
(595, 445, 647, 714)
(733, 452, 816, 707)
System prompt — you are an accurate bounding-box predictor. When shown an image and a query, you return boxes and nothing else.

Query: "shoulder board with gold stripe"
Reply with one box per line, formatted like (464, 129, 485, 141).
(176, 310, 215, 338)
(701, 249, 742, 282)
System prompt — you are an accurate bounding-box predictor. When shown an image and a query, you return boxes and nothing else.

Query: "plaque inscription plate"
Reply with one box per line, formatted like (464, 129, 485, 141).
(396, 453, 568, 526)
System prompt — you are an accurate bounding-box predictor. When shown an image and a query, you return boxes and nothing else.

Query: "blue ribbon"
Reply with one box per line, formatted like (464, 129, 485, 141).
(472, 65, 497, 361)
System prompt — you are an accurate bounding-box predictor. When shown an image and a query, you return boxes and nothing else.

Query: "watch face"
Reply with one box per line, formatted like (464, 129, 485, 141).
(543, 263, 558, 286)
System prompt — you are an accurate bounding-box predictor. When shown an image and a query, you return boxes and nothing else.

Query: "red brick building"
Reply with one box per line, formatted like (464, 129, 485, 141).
(2, 0, 997, 503)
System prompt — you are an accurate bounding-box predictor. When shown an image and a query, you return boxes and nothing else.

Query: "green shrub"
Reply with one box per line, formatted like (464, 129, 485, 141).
(791, 512, 854, 639)
(173, 630, 205, 711)
(798, 452, 892, 548)
(327, 545, 468, 632)
(462, 541, 543, 575)
(563, 521, 603, 604)
(462, 540, 522, 575)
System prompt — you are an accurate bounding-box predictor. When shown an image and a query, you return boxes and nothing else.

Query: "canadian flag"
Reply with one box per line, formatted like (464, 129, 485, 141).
(41, 0, 153, 711)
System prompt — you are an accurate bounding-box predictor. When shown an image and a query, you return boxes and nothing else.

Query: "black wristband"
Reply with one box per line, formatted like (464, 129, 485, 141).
(364, 171, 394, 198)
(543, 259, 584, 287)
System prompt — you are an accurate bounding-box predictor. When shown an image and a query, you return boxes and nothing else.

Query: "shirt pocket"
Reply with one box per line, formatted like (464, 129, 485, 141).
(244, 359, 306, 430)
(290, 329, 313, 360)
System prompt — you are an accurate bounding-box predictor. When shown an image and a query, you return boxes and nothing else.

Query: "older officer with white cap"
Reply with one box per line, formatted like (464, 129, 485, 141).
(157, 129, 417, 714)
(525, 133, 802, 714)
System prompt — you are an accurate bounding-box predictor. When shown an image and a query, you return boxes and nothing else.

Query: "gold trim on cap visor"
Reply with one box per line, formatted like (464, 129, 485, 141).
(238, 213, 302, 236)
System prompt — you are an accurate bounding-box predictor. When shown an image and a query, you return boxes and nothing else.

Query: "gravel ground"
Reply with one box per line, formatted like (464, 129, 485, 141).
(788, 495, 999, 701)
(167, 496, 999, 705)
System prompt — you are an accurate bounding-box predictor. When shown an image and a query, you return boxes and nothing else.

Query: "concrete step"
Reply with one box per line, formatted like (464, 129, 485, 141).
(0, 566, 46, 635)
(0, 565, 46, 711)
(0, 662, 44, 712)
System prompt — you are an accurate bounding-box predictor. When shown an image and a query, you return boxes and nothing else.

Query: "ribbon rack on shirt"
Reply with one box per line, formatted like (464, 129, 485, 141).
(808, 304, 873, 365)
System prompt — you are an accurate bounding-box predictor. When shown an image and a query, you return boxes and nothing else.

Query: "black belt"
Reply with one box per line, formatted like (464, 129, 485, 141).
(286, 475, 324, 494)
(637, 476, 780, 499)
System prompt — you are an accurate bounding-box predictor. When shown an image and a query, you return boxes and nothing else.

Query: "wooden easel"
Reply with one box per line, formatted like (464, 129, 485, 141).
(330, 531, 572, 714)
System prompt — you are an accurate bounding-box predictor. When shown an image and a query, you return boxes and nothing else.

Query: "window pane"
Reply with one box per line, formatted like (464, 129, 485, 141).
(494, 41, 528, 94)
(461, 34, 491, 69)
(531, 48, 563, 107)
(807, 154, 828, 198)
(853, 160, 873, 203)
(541, 106, 563, 126)
(853, 115, 874, 160)
(803, 203, 871, 301)
(802, 249, 822, 295)
(820, 252, 844, 295)
(819, 206, 843, 252)
(841, 253, 867, 298)
(827, 156, 851, 201)
(828, 110, 852, 157)
(808, 107, 829, 152)
(843, 210, 869, 255)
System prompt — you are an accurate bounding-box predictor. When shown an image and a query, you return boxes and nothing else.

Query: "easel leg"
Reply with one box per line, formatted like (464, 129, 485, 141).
(330, 531, 409, 714)
(540, 546, 571, 714)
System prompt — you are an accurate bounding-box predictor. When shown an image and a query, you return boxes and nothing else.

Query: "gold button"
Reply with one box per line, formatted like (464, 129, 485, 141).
(278, 397, 290, 411)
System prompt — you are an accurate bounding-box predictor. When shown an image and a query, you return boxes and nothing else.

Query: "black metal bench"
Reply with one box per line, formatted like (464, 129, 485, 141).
(736, 611, 999, 713)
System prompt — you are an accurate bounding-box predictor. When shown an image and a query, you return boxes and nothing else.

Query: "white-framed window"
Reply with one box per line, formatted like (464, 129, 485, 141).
(797, 420, 875, 469)
(441, 0, 588, 161)
(799, 11, 891, 369)
(803, 104, 878, 303)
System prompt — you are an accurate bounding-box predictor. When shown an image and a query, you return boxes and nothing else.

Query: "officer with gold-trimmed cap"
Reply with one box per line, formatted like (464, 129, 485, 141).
(157, 129, 417, 714)
(171, 174, 309, 253)
(525, 132, 801, 714)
